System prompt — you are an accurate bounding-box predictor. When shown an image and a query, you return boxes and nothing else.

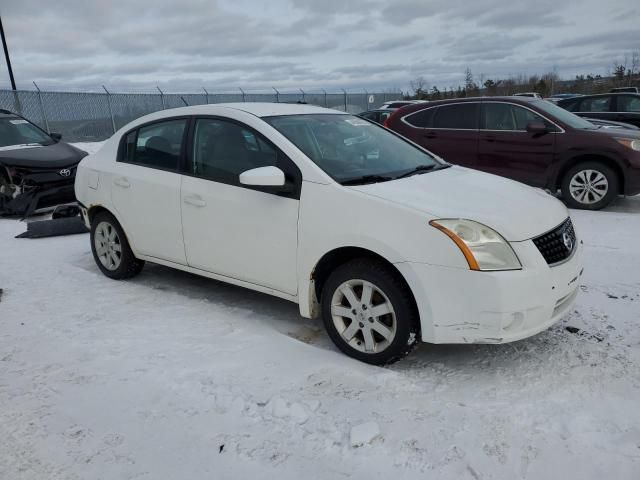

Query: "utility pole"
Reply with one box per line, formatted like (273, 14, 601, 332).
(0, 14, 17, 90)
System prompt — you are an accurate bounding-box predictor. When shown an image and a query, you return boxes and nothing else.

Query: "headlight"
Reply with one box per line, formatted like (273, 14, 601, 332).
(614, 137, 640, 151)
(430, 219, 522, 271)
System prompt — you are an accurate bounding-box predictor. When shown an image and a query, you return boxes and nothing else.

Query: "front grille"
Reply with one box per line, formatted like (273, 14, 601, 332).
(532, 218, 576, 266)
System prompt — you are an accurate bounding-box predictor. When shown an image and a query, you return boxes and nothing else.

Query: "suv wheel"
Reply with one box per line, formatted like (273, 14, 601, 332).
(90, 211, 144, 279)
(561, 161, 619, 210)
(321, 258, 419, 365)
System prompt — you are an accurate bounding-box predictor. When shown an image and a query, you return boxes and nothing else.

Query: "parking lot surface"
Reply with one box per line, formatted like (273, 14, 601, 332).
(1, 155, 639, 478)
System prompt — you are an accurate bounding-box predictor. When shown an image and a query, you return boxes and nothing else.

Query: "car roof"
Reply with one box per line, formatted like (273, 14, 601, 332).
(165, 102, 346, 118)
(389, 96, 542, 117)
(404, 96, 539, 107)
(563, 92, 639, 98)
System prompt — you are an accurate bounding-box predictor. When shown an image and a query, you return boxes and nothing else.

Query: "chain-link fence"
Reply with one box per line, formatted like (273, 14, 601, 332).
(0, 87, 403, 142)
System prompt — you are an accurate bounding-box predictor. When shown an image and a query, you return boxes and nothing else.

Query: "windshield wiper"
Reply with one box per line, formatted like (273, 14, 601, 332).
(341, 174, 394, 186)
(395, 163, 450, 179)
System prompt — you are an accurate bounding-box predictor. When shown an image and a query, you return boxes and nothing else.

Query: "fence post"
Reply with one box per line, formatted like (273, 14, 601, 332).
(203, 87, 209, 104)
(102, 85, 116, 134)
(272, 87, 279, 103)
(322, 89, 327, 107)
(156, 86, 165, 109)
(299, 88, 305, 102)
(32, 81, 50, 133)
(342, 89, 347, 112)
(239, 87, 246, 102)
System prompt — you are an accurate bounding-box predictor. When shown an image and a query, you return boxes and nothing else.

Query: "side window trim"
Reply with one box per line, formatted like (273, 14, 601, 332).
(183, 115, 302, 200)
(117, 115, 191, 173)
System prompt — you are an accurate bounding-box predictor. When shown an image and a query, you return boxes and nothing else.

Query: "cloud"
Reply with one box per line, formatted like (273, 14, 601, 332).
(381, 0, 568, 27)
(0, 0, 636, 92)
(361, 34, 424, 53)
(442, 32, 540, 61)
(559, 29, 640, 51)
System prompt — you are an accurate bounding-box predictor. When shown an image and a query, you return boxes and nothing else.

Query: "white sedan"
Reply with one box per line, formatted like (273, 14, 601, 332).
(75, 103, 583, 364)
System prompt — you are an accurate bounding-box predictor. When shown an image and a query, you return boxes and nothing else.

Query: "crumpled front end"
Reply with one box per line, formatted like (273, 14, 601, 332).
(0, 165, 78, 217)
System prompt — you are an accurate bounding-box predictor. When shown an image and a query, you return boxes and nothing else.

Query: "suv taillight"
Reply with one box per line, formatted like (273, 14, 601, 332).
(384, 109, 401, 128)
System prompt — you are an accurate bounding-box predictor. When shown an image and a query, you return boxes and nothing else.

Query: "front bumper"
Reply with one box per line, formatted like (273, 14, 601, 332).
(0, 170, 76, 217)
(396, 237, 584, 344)
(625, 164, 640, 196)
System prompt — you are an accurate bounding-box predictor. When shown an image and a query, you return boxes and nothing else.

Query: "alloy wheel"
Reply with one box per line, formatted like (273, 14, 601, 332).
(330, 279, 397, 354)
(569, 169, 609, 205)
(94, 221, 122, 271)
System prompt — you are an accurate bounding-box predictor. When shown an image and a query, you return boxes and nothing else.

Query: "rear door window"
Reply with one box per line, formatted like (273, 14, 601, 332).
(432, 104, 479, 129)
(123, 119, 187, 170)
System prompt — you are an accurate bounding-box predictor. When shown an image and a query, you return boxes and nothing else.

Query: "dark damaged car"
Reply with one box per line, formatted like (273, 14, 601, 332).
(0, 110, 87, 216)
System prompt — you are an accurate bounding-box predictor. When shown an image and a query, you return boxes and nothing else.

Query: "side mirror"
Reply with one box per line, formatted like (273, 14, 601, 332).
(525, 122, 547, 134)
(239, 166, 285, 187)
(50, 132, 62, 142)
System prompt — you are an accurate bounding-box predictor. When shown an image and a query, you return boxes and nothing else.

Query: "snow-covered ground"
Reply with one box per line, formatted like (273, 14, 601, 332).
(1, 143, 639, 479)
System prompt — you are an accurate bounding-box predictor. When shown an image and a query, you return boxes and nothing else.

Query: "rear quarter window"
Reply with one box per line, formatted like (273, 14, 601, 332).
(403, 108, 435, 128)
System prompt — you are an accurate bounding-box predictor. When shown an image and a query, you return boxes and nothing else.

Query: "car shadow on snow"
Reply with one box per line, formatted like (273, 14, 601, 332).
(584, 194, 640, 213)
(128, 262, 334, 349)
(120, 259, 598, 376)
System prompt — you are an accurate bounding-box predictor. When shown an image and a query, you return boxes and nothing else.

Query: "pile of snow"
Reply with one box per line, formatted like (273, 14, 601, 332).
(0, 146, 639, 479)
(350, 422, 381, 448)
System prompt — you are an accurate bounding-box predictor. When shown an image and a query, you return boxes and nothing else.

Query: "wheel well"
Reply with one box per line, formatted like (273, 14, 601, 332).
(312, 247, 419, 314)
(87, 205, 110, 223)
(557, 155, 625, 194)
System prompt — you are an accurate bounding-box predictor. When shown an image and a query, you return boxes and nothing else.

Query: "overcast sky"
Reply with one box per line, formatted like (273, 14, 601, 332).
(0, 0, 638, 92)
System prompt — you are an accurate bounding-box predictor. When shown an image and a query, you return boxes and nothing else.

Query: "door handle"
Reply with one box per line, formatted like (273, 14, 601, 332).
(183, 195, 206, 207)
(482, 135, 496, 142)
(113, 177, 130, 188)
(423, 131, 437, 139)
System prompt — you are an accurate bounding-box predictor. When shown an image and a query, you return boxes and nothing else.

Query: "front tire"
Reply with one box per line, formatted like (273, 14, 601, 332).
(561, 161, 619, 210)
(321, 258, 419, 365)
(90, 211, 144, 279)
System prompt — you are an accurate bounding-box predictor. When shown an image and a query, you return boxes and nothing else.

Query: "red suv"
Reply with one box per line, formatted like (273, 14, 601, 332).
(385, 97, 640, 209)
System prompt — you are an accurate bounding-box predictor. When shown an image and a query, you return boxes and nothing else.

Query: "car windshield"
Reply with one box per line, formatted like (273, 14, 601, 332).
(0, 117, 53, 147)
(264, 114, 443, 183)
(532, 100, 596, 130)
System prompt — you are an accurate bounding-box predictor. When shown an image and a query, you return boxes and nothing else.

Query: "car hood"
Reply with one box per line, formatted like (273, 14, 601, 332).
(0, 141, 87, 169)
(593, 127, 640, 139)
(348, 166, 569, 242)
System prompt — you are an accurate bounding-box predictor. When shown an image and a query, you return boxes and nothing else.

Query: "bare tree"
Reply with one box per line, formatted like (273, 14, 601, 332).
(409, 76, 429, 100)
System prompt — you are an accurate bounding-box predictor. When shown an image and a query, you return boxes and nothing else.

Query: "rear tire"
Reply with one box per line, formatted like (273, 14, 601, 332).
(321, 258, 420, 365)
(561, 161, 619, 210)
(90, 211, 144, 279)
